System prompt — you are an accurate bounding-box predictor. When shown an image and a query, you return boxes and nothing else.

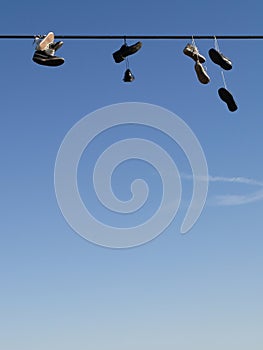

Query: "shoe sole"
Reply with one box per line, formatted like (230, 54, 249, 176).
(194, 62, 210, 84)
(38, 32, 55, 51)
(209, 48, 232, 70)
(218, 88, 238, 112)
(32, 55, 64, 67)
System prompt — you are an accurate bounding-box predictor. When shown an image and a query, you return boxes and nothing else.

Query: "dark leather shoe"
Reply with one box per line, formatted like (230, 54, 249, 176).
(209, 48, 232, 70)
(123, 69, 135, 82)
(218, 87, 238, 112)
(113, 42, 142, 63)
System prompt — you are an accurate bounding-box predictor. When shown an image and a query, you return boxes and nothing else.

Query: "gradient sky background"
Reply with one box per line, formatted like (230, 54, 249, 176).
(1, 1, 263, 349)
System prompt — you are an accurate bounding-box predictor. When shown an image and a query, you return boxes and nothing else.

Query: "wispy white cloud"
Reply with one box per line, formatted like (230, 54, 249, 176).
(208, 175, 263, 187)
(183, 173, 263, 206)
(215, 189, 263, 206)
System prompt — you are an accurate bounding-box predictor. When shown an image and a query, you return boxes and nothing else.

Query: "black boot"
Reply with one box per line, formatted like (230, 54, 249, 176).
(113, 42, 142, 63)
(123, 69, 135, 82)
(218, 87, 238, 112)
(209, 48, 232, 70)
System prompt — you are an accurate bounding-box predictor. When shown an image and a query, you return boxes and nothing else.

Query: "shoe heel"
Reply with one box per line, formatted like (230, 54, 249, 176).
(112, 51, 124, 63)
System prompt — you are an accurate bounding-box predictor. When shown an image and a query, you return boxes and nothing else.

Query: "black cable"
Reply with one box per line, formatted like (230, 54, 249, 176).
(0, 34, 263, 40)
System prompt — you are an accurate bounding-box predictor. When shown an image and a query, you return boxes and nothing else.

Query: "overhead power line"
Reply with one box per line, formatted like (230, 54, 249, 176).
(0, 34, 263, 40)
(0, 33, 242, 111)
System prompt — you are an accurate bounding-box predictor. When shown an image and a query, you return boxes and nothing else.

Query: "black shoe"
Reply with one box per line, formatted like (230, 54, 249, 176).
(49, 41, 64, 51)
(208, 48, 232, 70)
(218, 87, 238, 112)
(123, 69, 135, 82)
(32, 50, 64, 67)
(113, 41, 142, 63)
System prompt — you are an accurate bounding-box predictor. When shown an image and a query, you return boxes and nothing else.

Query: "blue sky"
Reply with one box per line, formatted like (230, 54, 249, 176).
(1, 0, 263, 349)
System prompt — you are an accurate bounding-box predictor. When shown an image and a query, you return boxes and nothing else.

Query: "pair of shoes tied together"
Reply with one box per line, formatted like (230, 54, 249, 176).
(183, 43, 210, 84)
(32, 32, 64, 67)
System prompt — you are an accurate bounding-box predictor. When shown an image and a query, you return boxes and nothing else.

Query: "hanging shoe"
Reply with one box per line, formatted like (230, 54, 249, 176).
(123, 68, 135, 82)
(32, 50, 64, 67)
(218, 87, 238, 112)
(113, 41, 142, 63)
(49, 41, 63, 52)
(183, 43, 206, 63)
(208, 48, 232, 70)
(194, 61, 210, 84)
(45, 41, 64, 56)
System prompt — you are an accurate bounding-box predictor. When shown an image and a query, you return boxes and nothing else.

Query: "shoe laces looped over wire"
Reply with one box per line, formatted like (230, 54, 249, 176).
(214, 35, 220, 52)
(191, 35, 196, 47)
(33, 34, 45, 45)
